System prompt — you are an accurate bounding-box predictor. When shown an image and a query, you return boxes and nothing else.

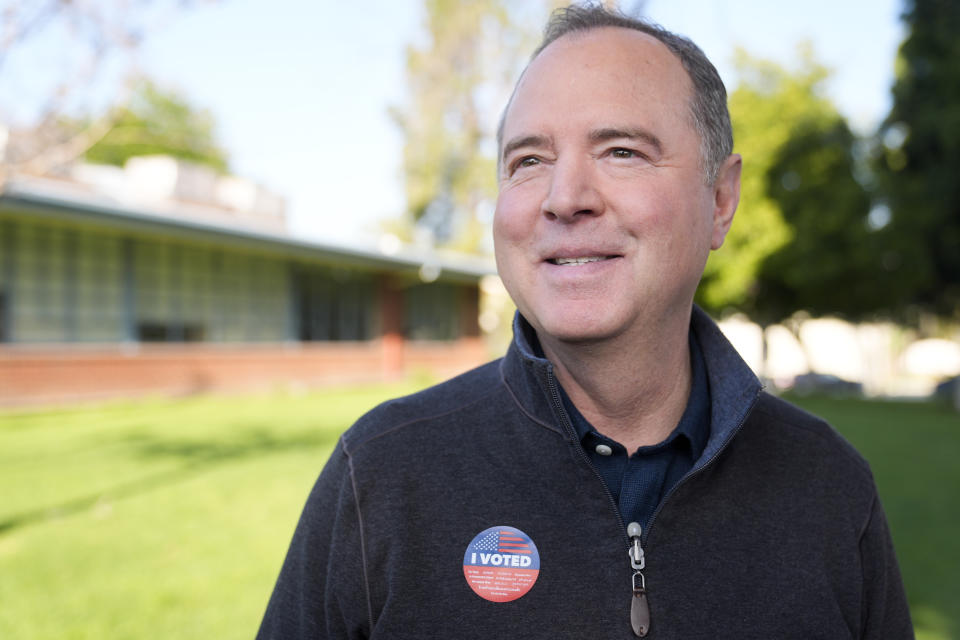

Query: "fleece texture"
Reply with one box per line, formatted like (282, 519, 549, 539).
(257, 307, 913, 639)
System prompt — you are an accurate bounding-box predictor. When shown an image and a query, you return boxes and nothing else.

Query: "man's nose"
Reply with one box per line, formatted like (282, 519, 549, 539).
(540, 155, 604, 222)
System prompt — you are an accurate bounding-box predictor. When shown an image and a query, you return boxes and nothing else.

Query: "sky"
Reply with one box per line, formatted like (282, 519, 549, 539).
(4, 0, 906, 247)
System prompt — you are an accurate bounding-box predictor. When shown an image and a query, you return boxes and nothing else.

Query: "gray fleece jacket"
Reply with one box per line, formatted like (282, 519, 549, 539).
(257, 307, 913, 639)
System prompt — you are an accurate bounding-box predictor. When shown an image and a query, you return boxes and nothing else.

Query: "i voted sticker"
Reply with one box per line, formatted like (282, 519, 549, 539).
(462, 525, 540, 602)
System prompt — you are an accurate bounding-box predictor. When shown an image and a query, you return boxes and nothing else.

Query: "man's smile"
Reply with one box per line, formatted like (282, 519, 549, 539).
(547, 255, 619, 265)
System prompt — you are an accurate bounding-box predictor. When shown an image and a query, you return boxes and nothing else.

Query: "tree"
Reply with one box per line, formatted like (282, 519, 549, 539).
(0, 0, 212, 186)
(84, 79, 229, 172)
(391, 0, 511, 251)
(697, 48, 853, 317)
(876, 0, 960, 320)
(750, 117, 882, 325)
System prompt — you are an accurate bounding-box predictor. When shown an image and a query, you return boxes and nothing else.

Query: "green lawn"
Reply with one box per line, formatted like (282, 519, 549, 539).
(0, 383, 424, 640)
(0, 388, 956, 639)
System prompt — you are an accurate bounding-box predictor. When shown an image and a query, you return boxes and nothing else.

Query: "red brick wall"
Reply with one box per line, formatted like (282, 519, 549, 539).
(0, 338, 490, 406)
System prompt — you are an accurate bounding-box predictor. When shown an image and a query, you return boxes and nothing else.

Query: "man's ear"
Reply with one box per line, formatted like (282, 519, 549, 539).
(710, 153, 741, 250)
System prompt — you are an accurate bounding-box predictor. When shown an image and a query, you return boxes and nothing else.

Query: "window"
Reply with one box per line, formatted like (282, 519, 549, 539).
(137, 322, 205, 342)
(405, 282, 461, 341)
(294, 266, 376, 341)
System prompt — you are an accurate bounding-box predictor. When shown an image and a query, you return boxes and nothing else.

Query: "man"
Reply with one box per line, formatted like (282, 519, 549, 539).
(258, 5, 913, 638)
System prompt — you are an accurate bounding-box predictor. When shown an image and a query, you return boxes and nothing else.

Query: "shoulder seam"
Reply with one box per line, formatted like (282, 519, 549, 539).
(348, 384, 503, 450)
(341, 436, 375, 633)
(858, 492, 880, 543)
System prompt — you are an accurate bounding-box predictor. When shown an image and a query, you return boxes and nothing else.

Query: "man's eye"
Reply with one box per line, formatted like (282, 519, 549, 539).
(507, 156, 541, 176)
(610, 148, 636, 159)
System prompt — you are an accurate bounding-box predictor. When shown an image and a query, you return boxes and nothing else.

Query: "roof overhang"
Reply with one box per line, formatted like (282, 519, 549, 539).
(0, 178, 496, 284)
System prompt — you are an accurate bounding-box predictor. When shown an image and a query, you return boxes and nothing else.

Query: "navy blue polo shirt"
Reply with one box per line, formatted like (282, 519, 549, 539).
(557, 333, 711, 531)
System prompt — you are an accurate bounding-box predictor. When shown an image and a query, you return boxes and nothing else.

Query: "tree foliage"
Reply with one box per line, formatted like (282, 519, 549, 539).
(876, 0, 960, 319)
(750, 118, 881, 324)
(698, 48, 838, 313)
(393, 0, 563, 252)
(394, 0, 506, 249)
(0, 0, 213, 185)
(696, 47, 899, 328)
(84, 79, 229, 172)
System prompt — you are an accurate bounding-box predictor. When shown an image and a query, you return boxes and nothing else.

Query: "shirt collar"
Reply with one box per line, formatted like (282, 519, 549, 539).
(541, 329, 712, 456)
(501, 307, 761, 466)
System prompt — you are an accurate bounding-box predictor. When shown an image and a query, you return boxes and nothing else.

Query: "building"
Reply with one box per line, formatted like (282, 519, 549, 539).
(0, 159, 495, 405)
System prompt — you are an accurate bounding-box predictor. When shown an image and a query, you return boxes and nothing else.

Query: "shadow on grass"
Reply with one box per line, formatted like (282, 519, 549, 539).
(0, 425, 339, 535)
(132, 424, 336, 463)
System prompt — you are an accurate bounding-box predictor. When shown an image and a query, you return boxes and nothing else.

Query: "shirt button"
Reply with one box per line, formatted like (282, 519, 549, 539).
(595, 444, 613, 456)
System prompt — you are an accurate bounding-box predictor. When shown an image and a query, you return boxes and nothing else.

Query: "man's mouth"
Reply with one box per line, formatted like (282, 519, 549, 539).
(547, 256, 617, 266)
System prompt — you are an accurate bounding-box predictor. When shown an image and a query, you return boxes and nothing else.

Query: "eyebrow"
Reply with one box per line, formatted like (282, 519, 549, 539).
(500, 127, 664, 164)
(588, 127, 663, 156)
(501, 134, 552, 163)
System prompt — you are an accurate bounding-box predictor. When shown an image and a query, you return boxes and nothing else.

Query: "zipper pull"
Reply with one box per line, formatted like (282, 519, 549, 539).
(627, 522, 650, 637)
(631, 572, 650, 637)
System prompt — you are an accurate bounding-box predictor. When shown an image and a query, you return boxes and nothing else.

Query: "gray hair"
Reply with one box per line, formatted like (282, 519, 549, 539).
(497, 3, 733, 184)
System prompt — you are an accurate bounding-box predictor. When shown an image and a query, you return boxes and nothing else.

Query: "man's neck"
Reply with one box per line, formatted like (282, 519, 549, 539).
(538, 312, 694, 452)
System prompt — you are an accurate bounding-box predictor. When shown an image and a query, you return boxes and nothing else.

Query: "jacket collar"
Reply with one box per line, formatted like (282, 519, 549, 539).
(499, 306, 762, 465)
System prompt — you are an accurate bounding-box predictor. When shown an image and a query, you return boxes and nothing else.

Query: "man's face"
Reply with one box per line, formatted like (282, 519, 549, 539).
(493, 27, 738, 346)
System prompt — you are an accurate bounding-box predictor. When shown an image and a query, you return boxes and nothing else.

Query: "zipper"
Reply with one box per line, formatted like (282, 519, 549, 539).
(546, 366, 763, 638)
(546, 372, 647, 634)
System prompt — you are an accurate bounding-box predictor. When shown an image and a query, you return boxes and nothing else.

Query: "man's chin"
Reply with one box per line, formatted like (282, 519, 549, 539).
(533, 316, 627, 348)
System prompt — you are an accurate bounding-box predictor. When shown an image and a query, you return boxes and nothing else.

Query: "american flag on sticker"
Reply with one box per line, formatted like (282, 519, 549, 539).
(497, 531, 533, 554)
(471, 529, 532, 554)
